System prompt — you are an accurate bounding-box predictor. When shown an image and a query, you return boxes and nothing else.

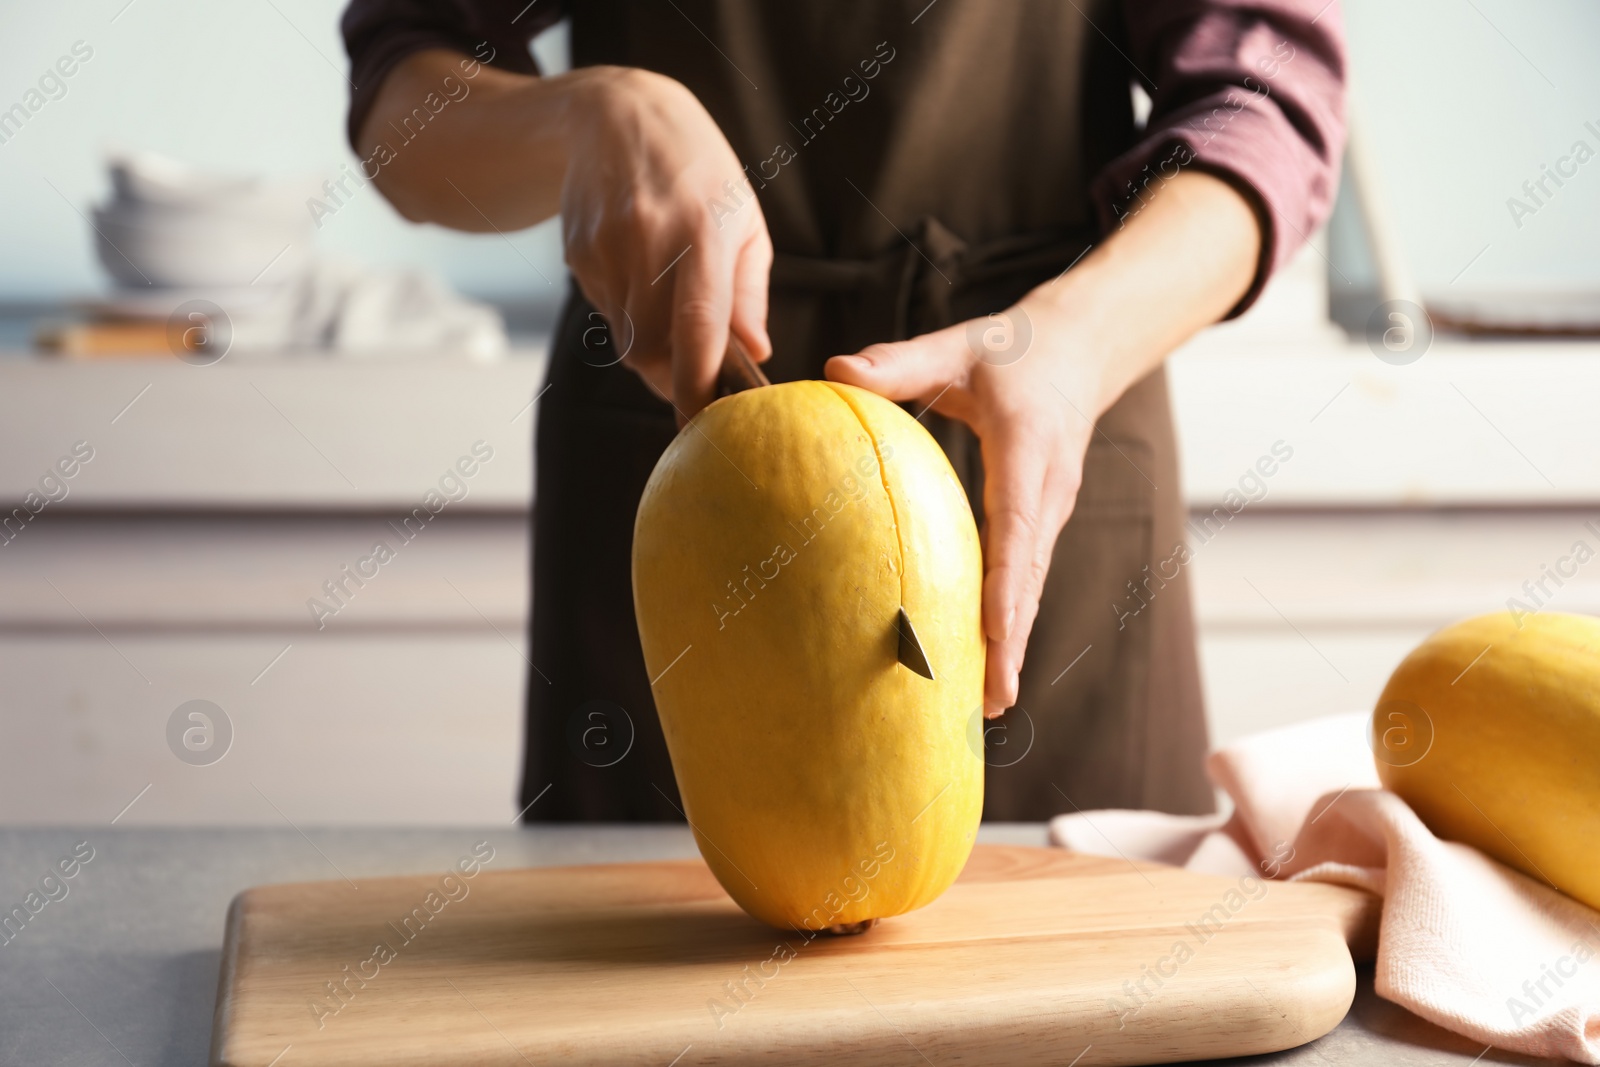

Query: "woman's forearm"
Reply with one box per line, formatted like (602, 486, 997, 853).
(356, 48, 591, 231)
(1022, 170, 1262, 418)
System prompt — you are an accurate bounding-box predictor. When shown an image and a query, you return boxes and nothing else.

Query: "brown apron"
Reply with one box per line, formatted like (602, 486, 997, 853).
(520, 0, 1214, 821)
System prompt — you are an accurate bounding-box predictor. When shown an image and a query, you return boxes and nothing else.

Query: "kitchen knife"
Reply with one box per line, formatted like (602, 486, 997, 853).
(715, 332, 772, 395)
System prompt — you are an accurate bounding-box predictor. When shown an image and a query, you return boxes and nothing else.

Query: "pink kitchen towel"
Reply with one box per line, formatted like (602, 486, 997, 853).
(1050, 712, 1600, 1063)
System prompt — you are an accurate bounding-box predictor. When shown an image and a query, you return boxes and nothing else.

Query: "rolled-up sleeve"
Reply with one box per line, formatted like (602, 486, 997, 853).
(1092, 0, 1347, 314)
(341, 0, 566, 151)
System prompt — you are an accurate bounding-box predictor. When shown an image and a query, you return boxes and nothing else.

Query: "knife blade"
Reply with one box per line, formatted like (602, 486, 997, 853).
(716, 333, 771, 395)
(894, 606, 935, 681)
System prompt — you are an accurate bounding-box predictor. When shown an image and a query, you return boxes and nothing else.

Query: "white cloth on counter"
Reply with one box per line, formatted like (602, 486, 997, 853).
(221, 256, 508, 359)
(1051, 712, 1600, 1064)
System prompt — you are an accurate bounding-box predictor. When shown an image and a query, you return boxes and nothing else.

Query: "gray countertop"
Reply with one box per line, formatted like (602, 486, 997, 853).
(0, 825, 1558, 1067)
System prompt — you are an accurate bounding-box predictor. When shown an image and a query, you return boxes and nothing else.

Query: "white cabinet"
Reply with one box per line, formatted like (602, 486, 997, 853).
(1188, 509, 1600, 747)
(0, 354, 542, 825)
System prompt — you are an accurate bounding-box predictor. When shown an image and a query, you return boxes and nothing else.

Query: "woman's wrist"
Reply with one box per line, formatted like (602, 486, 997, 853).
(1015, 274, 1123, 423)
(1019, 170, 1262, 420)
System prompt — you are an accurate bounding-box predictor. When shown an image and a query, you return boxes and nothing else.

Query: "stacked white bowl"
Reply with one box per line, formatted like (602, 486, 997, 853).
(86, 152, 507, 359)
(93, 152, 318, 292)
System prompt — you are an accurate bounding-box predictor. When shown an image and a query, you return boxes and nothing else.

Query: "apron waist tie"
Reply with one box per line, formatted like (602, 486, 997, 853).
(769, 217, 1096, 340)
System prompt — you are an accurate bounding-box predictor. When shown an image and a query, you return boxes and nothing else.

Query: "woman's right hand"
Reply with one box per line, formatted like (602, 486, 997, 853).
(361, 55, 771, 421)
(562, 67, 773, 420)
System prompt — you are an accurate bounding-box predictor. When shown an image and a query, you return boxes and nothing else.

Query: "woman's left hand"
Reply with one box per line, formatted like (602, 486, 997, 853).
(825, 169, 1263, 720)
(825, 295, 1098, 719)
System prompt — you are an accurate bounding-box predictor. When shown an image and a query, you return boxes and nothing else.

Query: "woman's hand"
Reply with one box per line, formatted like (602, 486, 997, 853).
(826, 170, 1262, 716)
(360, 55, 771, 420)
(561, 68, 772, 418)
(826, 297, 1099, 718)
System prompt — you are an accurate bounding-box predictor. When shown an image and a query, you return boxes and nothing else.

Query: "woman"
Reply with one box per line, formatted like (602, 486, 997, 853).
(341, 0, 1344, 821)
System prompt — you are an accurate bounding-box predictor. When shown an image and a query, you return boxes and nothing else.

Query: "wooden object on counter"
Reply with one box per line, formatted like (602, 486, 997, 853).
(35, 319, 176, 357)
(210, 844, 1379, 1067)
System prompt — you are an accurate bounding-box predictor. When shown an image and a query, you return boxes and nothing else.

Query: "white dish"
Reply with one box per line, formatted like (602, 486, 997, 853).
(92, 206, 312, 289)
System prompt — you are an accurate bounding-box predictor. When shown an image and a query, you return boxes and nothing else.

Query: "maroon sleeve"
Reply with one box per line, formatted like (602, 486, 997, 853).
(341, 0, 567, 150)
(1093, 0, 1347, 315)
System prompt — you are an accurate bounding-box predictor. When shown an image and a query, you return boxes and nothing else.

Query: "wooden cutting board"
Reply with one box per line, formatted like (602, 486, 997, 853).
(210, 845, 1378, 1067)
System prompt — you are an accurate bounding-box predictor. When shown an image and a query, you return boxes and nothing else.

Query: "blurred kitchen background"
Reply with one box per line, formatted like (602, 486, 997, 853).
(2, 0, 1598, 824)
